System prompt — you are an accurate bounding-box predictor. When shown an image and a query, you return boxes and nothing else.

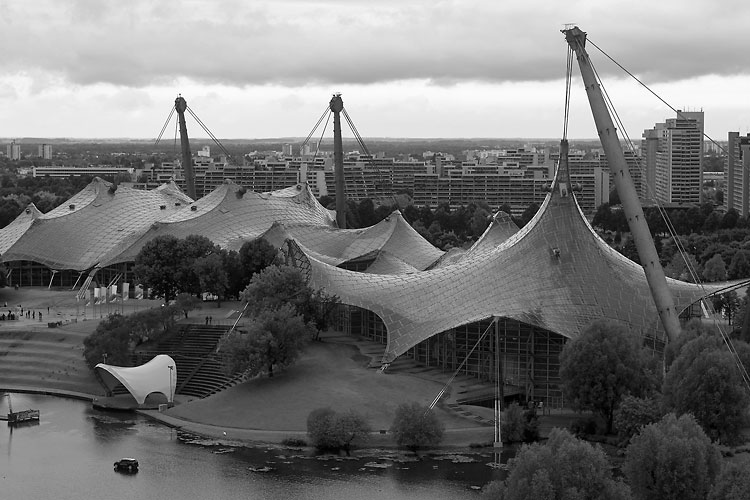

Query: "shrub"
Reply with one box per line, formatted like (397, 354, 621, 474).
(307, 407, 340, 451)
(501, 403, 525, 443)
(280, 437, 307, 447)
(389, 402, 445, 453)
(571, 416, 598, 437)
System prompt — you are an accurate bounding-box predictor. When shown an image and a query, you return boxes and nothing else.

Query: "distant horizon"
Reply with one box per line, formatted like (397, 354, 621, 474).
(0, 136, 609, 144)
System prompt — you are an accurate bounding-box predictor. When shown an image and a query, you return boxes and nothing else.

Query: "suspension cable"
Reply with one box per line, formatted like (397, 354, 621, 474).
(587, 37, 726, 155)
(583, 42, 750, 390)
(155, 106, 176, 145)
(300, 105, 333, 153)
(563, 46, 574, 140)
(185, 105, 233, 161)
(428, 318, 496, 410)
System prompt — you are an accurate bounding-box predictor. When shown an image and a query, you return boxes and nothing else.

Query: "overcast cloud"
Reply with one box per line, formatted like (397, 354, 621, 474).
(1, 0, 749, 138)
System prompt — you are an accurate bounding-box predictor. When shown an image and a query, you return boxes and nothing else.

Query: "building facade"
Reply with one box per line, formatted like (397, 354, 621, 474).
(724, 132, 750, 217)
(644, 111, 704, 205)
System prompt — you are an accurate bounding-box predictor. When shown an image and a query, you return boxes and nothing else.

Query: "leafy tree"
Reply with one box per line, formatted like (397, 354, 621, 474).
(728, 249, 750, 279)
(702, 253, 727, 282)
(217, 304, 311, 378)
(194, 252, 228, 306)
(174, 293, 201, 319)
(242, 265, 339, 338)
(487, 428, 631, 500)
(133, 235, 185, 302)
(662, 334, 750, 443)
(559, 319, 653, 434)
(623, 413, 721, 500)
(176, 234, 218, 294)
(306, 407, 339, 450)
(389, 402, 444, 454)
(516, 203, 540, 228)
(306, 408, 371, 455)
(238, 238, 278, 284)
(708, 456, 750, 500)
(82, 314, 133, 368)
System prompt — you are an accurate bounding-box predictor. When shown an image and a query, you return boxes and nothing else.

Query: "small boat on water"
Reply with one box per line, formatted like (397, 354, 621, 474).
(2, 393, 40, 424)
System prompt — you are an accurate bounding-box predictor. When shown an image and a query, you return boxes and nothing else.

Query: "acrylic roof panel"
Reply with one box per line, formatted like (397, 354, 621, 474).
(100, 181, 336, 266)
(429, 210, 519, 269)
(305, 156, 725, 363)
(0, 178, 192, 270)
(261, 211, 443, 270)
(0, 203, 41, 256)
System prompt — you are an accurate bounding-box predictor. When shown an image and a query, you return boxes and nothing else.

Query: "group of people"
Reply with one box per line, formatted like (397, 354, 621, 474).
(0, 303, 45, 322)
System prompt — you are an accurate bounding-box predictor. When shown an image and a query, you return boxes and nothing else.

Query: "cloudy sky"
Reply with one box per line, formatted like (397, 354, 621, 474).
(1, 0, 748, 141)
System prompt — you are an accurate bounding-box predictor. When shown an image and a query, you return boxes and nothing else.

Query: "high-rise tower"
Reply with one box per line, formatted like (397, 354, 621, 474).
(643, 111, 704, 205)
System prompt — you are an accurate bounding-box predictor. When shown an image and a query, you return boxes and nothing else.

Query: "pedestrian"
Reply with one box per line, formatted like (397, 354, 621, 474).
(205, 316, 209, 325)
(32, 311, 35, 319)
(39, 312, 42, 322)
(209, 316, 213, 325)
(47, 306, 50, 313)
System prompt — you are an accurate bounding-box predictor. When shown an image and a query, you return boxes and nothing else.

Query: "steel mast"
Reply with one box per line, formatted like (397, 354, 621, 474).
(174, 95, 197, 200)
(563, 27, 681, 342)
(329, 93, 346, 229)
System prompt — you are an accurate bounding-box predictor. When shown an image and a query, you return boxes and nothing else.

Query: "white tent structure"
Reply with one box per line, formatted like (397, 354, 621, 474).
(95, 354, 177, 404)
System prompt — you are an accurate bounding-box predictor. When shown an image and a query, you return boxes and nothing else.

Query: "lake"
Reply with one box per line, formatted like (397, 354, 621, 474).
(1, 393, 508, 499)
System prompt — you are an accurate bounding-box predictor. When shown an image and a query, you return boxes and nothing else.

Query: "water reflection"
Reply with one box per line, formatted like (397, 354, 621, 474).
(2, 394, 504, 499)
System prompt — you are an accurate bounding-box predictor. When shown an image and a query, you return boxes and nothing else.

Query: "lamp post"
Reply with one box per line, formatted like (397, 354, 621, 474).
(167, 365, 174, 404)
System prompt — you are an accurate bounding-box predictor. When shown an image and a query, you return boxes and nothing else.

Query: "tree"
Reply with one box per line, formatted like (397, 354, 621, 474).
(662, 334, 750, 443)
(389, 402, 444, 454)
(623, 413, 721, 500)
(82, 314, 133, 368)
(708, 456, 750, 500)
(242, 265, 339, 338)
(174, 293, 201, 319)
(238, 238, 278, 285)
(559, 319, 653, 434)
(194, 253, 228, 306)
(702, 253, 727, 282)
(134, 235, 183, 302)
(728, 249, 750, 279)
(486, 428, 631, 500)
(217, 304, 311, 378)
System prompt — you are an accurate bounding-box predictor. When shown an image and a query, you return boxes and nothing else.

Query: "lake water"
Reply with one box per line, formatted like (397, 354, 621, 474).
(1, 393, 507, 499)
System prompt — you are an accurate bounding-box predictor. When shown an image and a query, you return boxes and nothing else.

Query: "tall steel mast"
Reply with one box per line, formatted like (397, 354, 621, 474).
(330, 93, 346, 229)
(174, 96, 197, 200)
(563, 26, 682, 342)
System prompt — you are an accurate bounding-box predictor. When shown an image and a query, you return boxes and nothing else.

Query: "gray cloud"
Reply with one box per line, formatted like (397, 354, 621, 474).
(1, 0, 748, 91)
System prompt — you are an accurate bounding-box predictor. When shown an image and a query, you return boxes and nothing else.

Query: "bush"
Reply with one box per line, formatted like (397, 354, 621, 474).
(307, 408, 340, 451)
(389, 402, 445, 453)
(624, 413, 722, 500)
(280, 437, 307, 448)
(306, 408, 371, 455)
(571, 416, 598, 437)
(501, 403, 525, 443)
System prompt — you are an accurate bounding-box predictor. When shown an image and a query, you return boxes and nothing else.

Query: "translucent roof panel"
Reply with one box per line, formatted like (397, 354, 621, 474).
(101, 181, 337, 267)
(1, 178, 193, 270)
(0, 203, 41, 256)
(305, 156, 728, 363)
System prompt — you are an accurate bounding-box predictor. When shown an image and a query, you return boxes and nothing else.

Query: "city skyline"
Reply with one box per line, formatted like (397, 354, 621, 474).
(1, 0, 749, 141)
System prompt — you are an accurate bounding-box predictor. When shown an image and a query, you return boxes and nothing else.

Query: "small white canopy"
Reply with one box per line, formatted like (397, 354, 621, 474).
(95, 354, 177, 404)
